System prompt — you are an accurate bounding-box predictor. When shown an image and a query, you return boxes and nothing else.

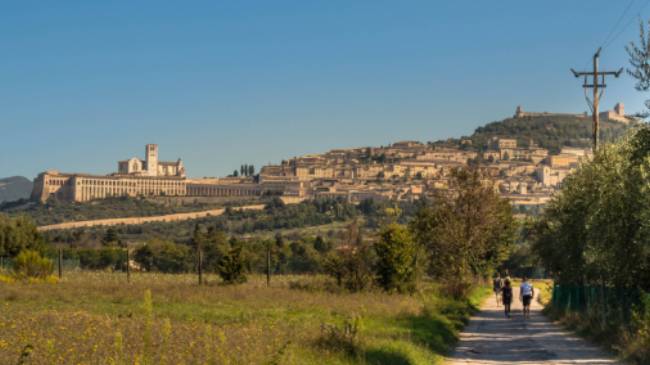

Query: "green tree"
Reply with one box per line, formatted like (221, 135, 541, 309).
(288, 239, 322, 273)
(324, 219, 374, 291)
(626, 20, 650, 116)
(216, 238, 248, 284)
(0, 214, 46, 257)
(533, 127, 650, 289)
(133, 240, 192, 273)
(374, 223, 417, 293)
(102, 227, 119, 246)
(202, 226, 229, 272)
(411, 167, 515, 298)
(313, 235, 331, 253)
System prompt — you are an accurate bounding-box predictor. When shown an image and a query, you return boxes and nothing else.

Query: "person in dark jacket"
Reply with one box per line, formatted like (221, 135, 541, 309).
(501, 279, 513, 318)
(493, 274, 503, 306)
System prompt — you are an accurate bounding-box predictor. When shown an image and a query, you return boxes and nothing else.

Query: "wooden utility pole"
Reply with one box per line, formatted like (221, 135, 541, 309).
(126, 248, 131, 283)
(124, 242, 131, 283)
(266, 243, 271, 287)
(58, 248, 63, 279)
(197, 247, 203, 285)
(571, 47, 623, 151)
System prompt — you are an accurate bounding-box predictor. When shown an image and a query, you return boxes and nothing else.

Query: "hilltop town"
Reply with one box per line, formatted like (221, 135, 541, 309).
(28, 103, 636, 214)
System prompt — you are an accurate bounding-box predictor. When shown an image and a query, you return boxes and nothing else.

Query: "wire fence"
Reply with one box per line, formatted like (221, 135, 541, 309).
(551, 285, 644, 323)
(0, 256, 81, 272)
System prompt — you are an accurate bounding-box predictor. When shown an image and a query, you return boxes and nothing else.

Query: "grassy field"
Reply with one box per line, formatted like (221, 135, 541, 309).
(0, 272, 488, 365)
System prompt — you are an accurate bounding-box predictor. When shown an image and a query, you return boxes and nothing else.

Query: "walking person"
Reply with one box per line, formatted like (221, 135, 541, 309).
(493, 274, 503, 306)
(501, 279, 513, 318)
(520, 276, 535, 319)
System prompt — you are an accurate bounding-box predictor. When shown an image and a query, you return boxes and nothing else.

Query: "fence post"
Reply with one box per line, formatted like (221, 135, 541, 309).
(198, 248, 203, 286)
(126, 248, 131, 283)
(58, 248, 63, 279)
(266, 243, 271, 287)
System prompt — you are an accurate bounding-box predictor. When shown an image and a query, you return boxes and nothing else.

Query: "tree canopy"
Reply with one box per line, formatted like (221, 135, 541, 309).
(534, 126, 650, 290)
(0, 214, 45, 257)
(411, 167, 516, 297)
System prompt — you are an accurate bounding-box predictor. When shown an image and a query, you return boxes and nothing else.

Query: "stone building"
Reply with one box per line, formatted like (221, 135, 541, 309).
(599, 103, 632, 124)
(118, 144, 185, 177)
(31, 144, 310, 203)
(31, 171, 187, 203)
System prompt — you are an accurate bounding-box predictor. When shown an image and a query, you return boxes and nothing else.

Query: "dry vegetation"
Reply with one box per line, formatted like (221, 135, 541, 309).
(0, 272, 488, 365)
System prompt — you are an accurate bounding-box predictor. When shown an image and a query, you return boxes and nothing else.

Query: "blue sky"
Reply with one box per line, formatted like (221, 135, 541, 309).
(1, 1, 649, 179)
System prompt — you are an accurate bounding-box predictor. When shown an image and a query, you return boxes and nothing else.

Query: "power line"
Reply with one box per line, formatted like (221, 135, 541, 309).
(601, 0, 636, 47)
(577, 0, 648, 70)
(602, 0, 650, 50)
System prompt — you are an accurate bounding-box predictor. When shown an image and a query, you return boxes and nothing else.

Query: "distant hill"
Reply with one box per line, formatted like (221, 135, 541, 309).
(467, 115, 635, 153)
(0, 176, 33, 203)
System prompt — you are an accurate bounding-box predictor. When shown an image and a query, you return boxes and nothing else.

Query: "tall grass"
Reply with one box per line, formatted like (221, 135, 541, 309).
(0, 272, 487, 364)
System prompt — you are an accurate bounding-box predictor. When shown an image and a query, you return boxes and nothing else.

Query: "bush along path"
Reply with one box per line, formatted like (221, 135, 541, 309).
(446, 287, 620, 365)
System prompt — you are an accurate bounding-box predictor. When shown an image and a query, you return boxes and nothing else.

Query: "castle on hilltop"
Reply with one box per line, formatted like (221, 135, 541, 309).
(514, 102, 632, 124)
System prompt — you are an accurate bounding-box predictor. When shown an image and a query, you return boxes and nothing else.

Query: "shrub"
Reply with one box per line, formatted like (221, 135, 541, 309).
(77, 248, 126, 271)
(324, 244, 374, 292)
(624, 292, 650, 364)
(133, 240, 192, 273)
(374, 223, 417, 293)
(318, 315, 363, 357)
(13, 250, 53, 280)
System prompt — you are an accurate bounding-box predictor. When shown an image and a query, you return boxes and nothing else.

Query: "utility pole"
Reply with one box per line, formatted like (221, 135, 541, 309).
(58, 248, 63, 279)
(266, 243, 271, 287)
(197, 246, 203, 285)
(126, 247, 131, 283)
(571, 47, 623, 151)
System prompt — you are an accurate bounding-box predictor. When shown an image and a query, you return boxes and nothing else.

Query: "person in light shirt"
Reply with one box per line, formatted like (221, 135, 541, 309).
(520, 276, 535, 319)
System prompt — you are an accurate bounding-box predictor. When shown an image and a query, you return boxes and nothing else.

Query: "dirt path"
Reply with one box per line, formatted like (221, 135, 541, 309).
(37, 204, 265, 231)
(447, 287, 620, 365)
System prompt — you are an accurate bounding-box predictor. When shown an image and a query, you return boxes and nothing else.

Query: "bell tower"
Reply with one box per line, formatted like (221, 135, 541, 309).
(145, 144, 159, 176)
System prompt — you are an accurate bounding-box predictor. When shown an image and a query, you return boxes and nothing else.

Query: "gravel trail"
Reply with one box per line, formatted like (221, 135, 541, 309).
(447, 287, 621, 365)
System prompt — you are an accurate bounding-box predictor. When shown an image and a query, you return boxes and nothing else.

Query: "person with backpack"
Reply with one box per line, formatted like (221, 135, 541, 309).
(520, 276, 535, 319)
(501, 279, 513, 318)
(493, 274, 503, 306)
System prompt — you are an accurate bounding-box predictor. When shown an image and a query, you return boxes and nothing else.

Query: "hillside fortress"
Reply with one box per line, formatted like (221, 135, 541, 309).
(514, 102, 633, 124)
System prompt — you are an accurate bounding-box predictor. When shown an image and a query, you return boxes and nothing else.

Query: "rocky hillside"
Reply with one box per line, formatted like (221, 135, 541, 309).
(468, 115, 635, 153)
(0, 176, 32, 203)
